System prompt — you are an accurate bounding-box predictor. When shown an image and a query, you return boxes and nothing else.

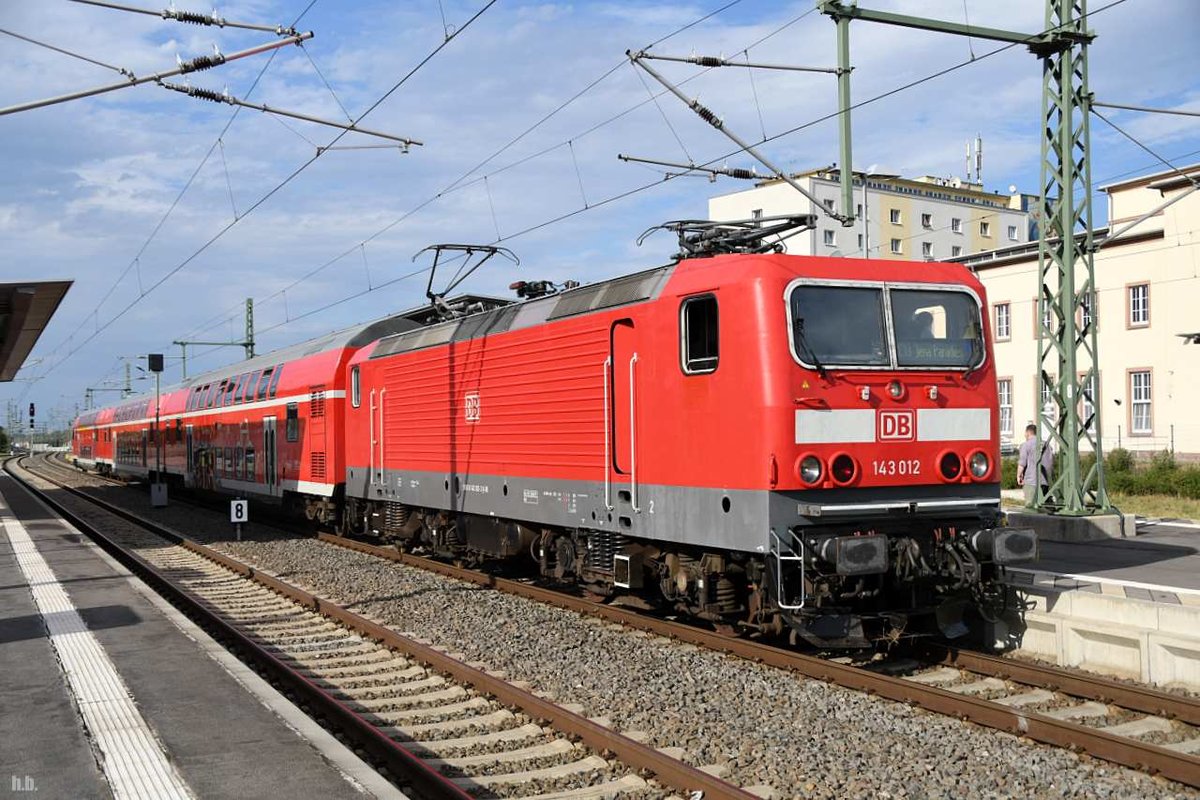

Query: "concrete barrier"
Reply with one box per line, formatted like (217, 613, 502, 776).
(1005, 573, 1200, 690)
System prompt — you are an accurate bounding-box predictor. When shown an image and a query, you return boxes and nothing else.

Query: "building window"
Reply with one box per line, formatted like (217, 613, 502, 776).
(751, 208, 763, 228)
(351, 366, 361, 408)
(823, 198, 835, 213)
(857, 234, 864, 251)
(1080, 292, 1096, 330)
(980, 221, 991, 237)
(1080, 373, 1097, 433)
(1007, 224, 1019, 241)
(681, 294, 719, 374)
(889, 208, 901, 224)
(1130, 370, 1152, 434)
(823, 229, 836, 247)
(890, 238, 902, 255)
(951, 245, 962, 257)
(1040, 377, 1054, 409)
(998, 379, 1013, 437)
(1128, 283, 1149, 327)
(921, 212, 932, 228)
(856, 203, 863, 218)
(921, 241, 933, 258)
(951, 217, 962, 233)
(994, 303, 1011, 340)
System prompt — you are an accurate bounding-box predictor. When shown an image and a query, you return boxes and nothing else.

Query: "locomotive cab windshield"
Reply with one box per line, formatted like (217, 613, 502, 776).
(788, 281, 984, 371)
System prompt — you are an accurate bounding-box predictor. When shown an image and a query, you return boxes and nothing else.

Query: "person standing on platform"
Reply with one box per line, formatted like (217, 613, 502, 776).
(1018, 423, 1054, 506)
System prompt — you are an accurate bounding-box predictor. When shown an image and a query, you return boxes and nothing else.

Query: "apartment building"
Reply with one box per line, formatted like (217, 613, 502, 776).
(707, 167, 1032, 260)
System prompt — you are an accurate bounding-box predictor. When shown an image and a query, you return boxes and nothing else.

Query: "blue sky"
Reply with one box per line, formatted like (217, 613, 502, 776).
(2, 0, 1197, 427)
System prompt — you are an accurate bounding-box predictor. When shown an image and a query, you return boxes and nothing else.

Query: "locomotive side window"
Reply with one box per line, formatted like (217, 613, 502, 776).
(790, 286, 889, 367)
(891, 288, 983, 369)
(351, 366, 361, 407)
(285, 403, 299, 442)
(680, 295, 719, 374)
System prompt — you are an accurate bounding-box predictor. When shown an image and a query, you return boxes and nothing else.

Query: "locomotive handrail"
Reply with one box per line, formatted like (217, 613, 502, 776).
(769, 528, 806, 610)
(379, 388, 386, 485)
(603, 355, 612, 511)
(629, 353, 640, 513)
(369, 389, 377, 485)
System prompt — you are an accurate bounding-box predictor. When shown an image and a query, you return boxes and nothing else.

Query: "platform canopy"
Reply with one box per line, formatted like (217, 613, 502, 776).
(0, 281, 72, 382)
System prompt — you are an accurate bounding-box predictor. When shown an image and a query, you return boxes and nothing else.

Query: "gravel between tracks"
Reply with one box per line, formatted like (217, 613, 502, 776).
(44, 469, 1200, 799)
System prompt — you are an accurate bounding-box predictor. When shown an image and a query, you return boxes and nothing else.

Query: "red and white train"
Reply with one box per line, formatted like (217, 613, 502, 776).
(73, 231, 1036, 647)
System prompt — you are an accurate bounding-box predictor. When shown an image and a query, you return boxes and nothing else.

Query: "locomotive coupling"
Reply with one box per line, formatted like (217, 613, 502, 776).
(813, 533, 889, 576)
(967, 527, 1038, 565)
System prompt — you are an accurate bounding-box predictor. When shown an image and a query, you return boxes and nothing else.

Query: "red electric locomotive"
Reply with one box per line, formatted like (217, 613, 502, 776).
(340, 220, 1036, 646)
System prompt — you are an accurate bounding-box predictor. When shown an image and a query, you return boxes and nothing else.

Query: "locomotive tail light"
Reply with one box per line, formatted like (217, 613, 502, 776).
(969, 527, 1038, 564)
(830, 453, 858, 486)
(817, 534, 889, 576)
(938, 450, 963, 481)
(799, 454, 823, 485)
(927, 385, 939, 400)
(887, 380, 904, 399)
(968, 450, 991, 479)
(858, 386, 871, 401)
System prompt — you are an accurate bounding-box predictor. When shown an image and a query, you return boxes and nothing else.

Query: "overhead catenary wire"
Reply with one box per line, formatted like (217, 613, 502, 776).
(41, 0, 498, 387)
(69, 0, 300, 36)
(158, 80, 422, 147)
(175, 0, 769, 347)
(143, 0, 1143, 375)
(35, 0, 322, 372)
(0, 27, 133, 76)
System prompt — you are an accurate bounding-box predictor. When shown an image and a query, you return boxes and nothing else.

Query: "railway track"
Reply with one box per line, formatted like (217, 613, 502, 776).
(14, 454, 759, 800)
(40, 453, 1200, 790)
(310, 535, 1200, 790)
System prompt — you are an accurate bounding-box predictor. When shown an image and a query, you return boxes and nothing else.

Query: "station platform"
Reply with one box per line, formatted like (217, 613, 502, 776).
(1006, 514, 1200, 604)
(1000, 510, 1200, 688)
(0, 472, 404, 800)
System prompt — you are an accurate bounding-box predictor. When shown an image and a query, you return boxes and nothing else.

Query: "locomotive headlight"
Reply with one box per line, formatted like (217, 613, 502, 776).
(799, 455, 823, 484)
(887, 380, 903, 399)
(969, 451, 990, 479)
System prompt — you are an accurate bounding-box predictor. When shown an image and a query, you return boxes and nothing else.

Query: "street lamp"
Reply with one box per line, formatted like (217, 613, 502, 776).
(148, 353, 167, 508)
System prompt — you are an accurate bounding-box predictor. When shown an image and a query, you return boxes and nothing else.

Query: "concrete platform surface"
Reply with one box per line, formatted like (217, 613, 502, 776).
(1006, 513, 1200, 603)
(0, 473, 405, 800)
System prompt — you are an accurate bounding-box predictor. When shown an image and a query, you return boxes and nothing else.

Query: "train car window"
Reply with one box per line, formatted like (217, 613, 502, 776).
(225, 447, 234, 477)
(285, 403, 299, 442)
(680, 295, 719, 374)
(247, 370, 263, 402)
(226, 375, 242, 406)
(789, 285, 889, 367)
(245, 446, 255, 481)
(235, 447, 244, 479)
(174, 419, 182, 443)
(890, 288, 983, 369)
(203, 383, 216, 408)
(269, 366, 284, 399)
(256, 368, 273, 401)
(351, 366, 361, 407)
(233, 373, 248, 404)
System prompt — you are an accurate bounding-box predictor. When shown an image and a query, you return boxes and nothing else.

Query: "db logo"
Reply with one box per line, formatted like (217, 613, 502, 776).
(879, 410, 915, 441)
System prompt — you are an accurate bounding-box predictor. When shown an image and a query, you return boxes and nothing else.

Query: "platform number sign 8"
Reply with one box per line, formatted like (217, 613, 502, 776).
(230, 499, 249, 523)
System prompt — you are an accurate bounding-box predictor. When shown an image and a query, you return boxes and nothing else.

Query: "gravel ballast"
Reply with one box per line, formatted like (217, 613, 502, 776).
(47, 469, 1200, 798)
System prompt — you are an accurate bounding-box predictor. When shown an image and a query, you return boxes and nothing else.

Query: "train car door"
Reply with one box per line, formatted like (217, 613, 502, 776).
(609, 319, 640, 513)
(263, 416, 277, 494)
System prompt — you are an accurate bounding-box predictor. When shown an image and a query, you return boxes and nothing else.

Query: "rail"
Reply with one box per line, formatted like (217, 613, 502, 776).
(316, 532, 1200, 789)
(17, 454, 757, 800)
